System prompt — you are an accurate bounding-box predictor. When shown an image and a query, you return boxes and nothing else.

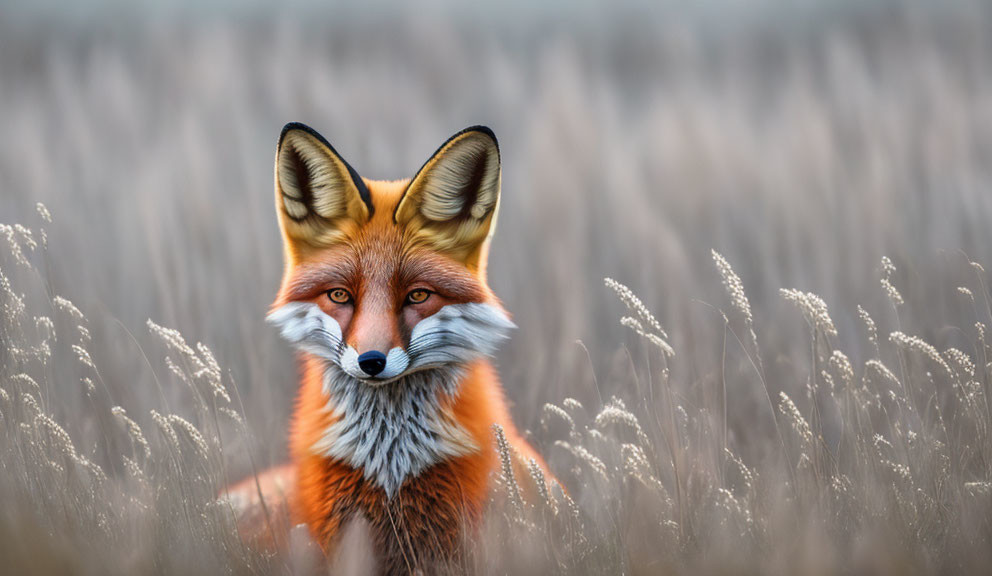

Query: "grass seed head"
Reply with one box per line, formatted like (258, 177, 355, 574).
(780, 289, 838, 336)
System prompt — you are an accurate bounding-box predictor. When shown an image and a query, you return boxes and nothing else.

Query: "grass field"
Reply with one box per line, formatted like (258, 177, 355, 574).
(2, 2, 992, 573)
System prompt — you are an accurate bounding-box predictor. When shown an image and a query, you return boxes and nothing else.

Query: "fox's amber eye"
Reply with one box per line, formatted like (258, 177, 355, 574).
(405, 289, 431, 305)
(327, 288, 352, 304)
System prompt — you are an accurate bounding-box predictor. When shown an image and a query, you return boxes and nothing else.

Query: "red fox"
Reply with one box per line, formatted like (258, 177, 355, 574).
(223, 123, 552, 572)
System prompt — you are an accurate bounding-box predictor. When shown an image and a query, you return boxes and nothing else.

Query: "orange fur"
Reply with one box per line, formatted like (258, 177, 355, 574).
(226, 128, 553, 572)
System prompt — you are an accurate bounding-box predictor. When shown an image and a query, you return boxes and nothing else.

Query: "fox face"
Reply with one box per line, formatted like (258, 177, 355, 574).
(266, 123, 514, 493)
(268, 123, 513, 383)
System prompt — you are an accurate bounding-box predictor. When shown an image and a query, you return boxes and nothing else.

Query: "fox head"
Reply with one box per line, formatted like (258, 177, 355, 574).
(267, 123, 514, 384)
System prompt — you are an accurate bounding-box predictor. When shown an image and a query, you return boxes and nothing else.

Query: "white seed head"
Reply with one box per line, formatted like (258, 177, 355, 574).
(605, 277, 669, 340)
(712, 250, 754, 327)
(889, 332, 954, 379)
(943, 348, 975, 380)
(11, 373, 41, 395)
(555, 440, 609, 482)
(541, 403, 575, 436)
(492, 424, 523, 512)
(219, 407, 244, 426)
(111, 406, 151, 461)
(778, 391, 812, 443)
(594, 398, 650, 447)
(53, 296, 85, 321)
(168, 414, 209, 460)
(880, 257, 904, 306)
(72, 345, 95, 369)
(780, 289, 838, 336)
(35, 203, 52, 223)
(965, 482, 992, 496)
(0, 224, 31, 268)
(829, 351, 854, 389)
(150, 410, 181, 452)
(562, 397, 584, 413)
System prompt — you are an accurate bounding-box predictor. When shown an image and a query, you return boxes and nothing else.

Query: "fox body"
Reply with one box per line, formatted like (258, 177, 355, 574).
(225, 124, 550, 572)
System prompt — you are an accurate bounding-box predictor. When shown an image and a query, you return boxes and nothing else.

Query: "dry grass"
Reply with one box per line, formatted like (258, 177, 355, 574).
(3, 3, 992, 574)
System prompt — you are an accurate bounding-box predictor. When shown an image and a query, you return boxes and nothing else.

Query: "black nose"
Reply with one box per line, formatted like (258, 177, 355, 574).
(357, 350, 387, 376)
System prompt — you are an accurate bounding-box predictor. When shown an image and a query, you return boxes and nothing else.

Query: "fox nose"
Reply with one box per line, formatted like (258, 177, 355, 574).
(357, 350, 387, 376)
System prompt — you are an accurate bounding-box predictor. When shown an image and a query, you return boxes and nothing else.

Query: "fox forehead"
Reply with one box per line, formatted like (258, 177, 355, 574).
(276, 179, 491, 306)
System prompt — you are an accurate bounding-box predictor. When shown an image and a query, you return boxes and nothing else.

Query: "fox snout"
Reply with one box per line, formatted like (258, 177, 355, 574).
(339, 344, 411, 382)
(341, 307, 410, 381)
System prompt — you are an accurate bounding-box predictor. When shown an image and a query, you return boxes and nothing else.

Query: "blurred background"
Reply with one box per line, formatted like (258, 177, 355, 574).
(3, 0, 992, 499)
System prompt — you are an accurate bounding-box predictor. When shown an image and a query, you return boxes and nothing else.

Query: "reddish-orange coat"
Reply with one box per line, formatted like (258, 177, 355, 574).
(226, 175, 551, 572)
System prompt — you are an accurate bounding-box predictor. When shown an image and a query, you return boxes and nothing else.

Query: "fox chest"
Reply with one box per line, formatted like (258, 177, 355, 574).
(299, 455, 490, 570)
(288, 362, 499, 566)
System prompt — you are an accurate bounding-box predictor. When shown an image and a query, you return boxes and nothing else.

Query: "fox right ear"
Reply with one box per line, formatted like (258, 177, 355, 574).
(274, 123, 373, 254)
(394, 127, 501, 272)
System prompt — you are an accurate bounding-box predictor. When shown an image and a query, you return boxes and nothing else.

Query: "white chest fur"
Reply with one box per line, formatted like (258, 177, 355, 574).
(313, 367, 478, 497)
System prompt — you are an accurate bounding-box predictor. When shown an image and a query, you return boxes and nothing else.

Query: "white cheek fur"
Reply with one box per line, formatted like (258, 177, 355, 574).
(265, 301, 343, 362)
(405, 302, 515, 371)
(267, 301, 515, 379)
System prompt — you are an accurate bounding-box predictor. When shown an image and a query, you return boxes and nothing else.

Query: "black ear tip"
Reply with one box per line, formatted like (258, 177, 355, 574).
(459, 125, 499, 151)
(278, 122, 330, 150)
(464, 125, 496, 139)
(279, 121, 311, 138)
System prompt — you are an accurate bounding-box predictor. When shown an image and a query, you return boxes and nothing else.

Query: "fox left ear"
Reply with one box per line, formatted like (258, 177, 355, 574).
(394, 126, 501, 272)
(274, 123, 373, 257)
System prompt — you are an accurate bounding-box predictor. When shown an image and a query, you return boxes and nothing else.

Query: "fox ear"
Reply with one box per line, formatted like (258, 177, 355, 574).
(275, 123, 373, 253)
(394, 126, 501, 271)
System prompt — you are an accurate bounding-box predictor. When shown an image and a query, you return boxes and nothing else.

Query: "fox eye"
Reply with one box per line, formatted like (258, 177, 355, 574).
(405, 289, 432, 305)
(327, 288, 352, 304)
